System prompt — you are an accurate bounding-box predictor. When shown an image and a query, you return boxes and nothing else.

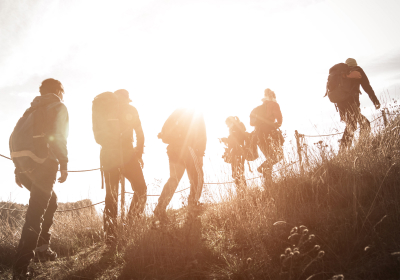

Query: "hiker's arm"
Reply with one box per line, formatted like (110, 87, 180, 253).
(249, 108, 257, 127)
(359, 69, 380, 107)
(14, 169, 22, 188)
(274, 103, 283, 128)
(48, 103, 69, 171)
(132, 107, 144, 156)
(192, 115, 207, 156)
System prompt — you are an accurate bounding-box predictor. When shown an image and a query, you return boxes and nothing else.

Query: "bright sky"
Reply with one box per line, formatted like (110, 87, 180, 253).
(1, 0, 400, 209)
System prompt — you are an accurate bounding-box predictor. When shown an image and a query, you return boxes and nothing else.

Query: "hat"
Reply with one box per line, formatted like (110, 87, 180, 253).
(114, 89, 132, 102)
(261, 88, 277, 102)
(345, 58, 357, 67)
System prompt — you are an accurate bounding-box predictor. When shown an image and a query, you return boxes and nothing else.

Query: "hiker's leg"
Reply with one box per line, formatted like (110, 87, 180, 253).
(123, 155, 147, 216)
(154, 159, 185, 213)
(186, 147, 204, 207)
(37, 191, 57, 248)
(103, 168, 119, 238)
(14, 162, 57, 272)
(231, 154, 240, 186)
(238, 156, 247, 187)
(358, 111, 371, 140)
(340, 110, 357, 150)
(258, 139, 274, 178)
(257, 137, 269, 171)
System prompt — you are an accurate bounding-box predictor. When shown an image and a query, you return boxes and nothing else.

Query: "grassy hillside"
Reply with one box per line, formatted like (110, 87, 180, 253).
(1, 115, 400, 279)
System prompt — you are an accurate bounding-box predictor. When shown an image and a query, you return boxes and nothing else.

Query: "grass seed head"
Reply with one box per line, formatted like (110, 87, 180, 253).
(317, 251, 325, 258)
(285, 248, 292, 255)
(290, 227, 298, 235)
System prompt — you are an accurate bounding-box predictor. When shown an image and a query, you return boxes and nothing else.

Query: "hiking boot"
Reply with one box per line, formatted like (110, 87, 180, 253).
(187, 202, 204, 218)
(33, 248, 57, 262)
(154, 208, 169, 224)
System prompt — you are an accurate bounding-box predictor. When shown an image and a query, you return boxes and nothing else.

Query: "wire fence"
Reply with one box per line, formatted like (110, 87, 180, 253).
(298, 114, 387, 138)
(0, 152, 300, 212)
(1, 109, 397, 213)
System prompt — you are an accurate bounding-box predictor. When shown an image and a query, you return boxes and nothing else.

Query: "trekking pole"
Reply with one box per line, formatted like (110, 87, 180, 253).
(295, 130, 304, 174)
(381, 108, 388, 127)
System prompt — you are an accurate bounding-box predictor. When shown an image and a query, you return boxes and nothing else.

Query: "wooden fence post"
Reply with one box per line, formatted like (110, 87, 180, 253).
(381, 108, 388, 127)
(120, 174, 125, 220)
(295, 130, 304, 174)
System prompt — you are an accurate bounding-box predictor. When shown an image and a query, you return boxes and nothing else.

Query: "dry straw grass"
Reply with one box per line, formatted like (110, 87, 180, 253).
(1, 103, 400, 279)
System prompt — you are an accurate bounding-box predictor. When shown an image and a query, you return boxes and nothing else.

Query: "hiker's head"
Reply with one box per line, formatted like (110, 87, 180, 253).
(225, 116, 245, 132)
(262, 88, 276, 102)
(115, 89, 132, 103)
(225, 116, 236, 128)
(345, 58, 357, 67)
(39, 79, 64, 100)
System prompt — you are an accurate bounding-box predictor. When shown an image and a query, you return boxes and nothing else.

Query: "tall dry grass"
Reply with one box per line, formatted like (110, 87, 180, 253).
(1, 110, 400, 279)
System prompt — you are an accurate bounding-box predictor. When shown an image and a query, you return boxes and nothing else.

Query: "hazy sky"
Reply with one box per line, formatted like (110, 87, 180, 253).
(1, 0, 399, 208)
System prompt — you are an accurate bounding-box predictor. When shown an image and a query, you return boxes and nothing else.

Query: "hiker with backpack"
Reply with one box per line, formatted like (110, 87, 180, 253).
(154, 108, 207, 222)
(250, 88, 284, 182)
(325, 58, 381, 151)
(220, 116, 248, 189)
(9, 79, 69, 279)
(92, 89, 147, 243)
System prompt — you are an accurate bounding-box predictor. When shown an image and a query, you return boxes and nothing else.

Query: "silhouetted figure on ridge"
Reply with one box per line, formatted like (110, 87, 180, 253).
(10, 78, 69, 279)
(220, 116, 248, 189)
(339, 58, 381, 150)
(325, 58, 381, 151)
(250, 88, 284, 183)
(154, 108, 206, 223)
(92, 89, 147, 244)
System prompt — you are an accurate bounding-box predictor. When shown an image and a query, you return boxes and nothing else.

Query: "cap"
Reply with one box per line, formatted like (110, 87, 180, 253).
(114, 89, 132, 102)
(345, 58, 357, 67)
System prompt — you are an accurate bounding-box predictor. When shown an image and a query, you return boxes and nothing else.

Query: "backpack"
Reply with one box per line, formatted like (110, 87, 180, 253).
(92, 92, 121, 147)
(92, 92, 123, 171)
(159, 109, 194, 145)
(9, 104, 48, 171)
(325, 63, 355, 103)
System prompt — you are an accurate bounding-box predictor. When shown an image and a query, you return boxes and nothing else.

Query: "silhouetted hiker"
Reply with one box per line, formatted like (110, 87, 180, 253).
(9, 79, 68, 279)
(92, 89, 147, 243)
(250, 89, 284, 182)
(221, 116, 248, 189)
(325, 58, 381, 151)
(154, 108, 207, 222)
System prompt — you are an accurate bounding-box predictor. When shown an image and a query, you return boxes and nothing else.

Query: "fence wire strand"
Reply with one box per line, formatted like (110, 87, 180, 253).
(1, 110, 397, 213)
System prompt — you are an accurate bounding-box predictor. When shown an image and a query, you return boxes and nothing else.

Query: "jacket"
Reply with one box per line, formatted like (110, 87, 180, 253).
(160, 108, 207, 160)
(118, 102, 145, 155)
(250, 101, 283, 135)
(348, 66, 380, 106)
(226, 124, 247, 155)
(11, 93, 69, 171)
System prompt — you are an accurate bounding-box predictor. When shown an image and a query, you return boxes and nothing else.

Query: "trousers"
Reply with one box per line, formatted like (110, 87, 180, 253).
(14, 160, 58, 270)
(257, 133, 283, 179)
(103, 152, 147, 237)
(155, 147, 204, 213)
(231, 153, 246, 188)
(338, 101, 371, 149)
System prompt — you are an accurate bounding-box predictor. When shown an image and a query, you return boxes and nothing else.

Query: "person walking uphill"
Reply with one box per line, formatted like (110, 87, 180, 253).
(154, 108, 206, 222)
(250, 88, 284, 183)
(9, 79, 69, 279)
(220, 116, 248, 189)
(326, 58, 381, 151)
(92, 89, 147, 243)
